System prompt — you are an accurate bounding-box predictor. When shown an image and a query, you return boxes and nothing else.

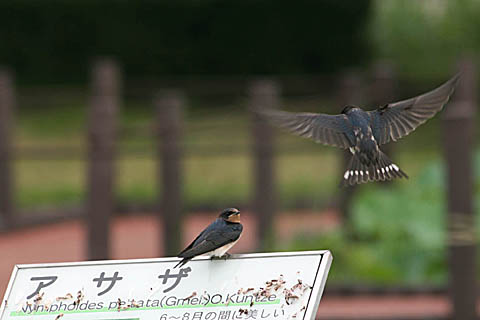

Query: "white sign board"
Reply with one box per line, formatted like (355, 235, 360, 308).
(0, 251, 332, 320)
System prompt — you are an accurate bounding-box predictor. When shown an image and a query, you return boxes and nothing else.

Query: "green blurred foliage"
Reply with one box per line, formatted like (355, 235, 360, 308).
(284, 151, 480, 285)
(370, 0, 480, 80)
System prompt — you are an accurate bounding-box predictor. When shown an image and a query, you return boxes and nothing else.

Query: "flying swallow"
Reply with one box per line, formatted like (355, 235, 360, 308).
(259, 74, 460, 186)
(174, 208, 243, 268)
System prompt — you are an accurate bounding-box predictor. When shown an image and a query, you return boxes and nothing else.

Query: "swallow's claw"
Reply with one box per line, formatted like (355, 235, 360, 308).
(222, 253, 231, 260)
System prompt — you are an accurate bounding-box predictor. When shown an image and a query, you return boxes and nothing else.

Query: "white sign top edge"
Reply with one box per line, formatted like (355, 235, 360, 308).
(13, 250, 331, 269)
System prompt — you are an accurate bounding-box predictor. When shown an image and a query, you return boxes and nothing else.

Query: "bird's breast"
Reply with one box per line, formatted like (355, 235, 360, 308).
(209, 239, 239, 257)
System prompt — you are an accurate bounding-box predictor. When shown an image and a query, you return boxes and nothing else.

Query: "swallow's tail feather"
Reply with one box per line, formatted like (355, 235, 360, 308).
(174, 257, 191, 268)
(374, 151, 408, 181)
(342, 154, 370, 186)
(342, 151, 408, 186)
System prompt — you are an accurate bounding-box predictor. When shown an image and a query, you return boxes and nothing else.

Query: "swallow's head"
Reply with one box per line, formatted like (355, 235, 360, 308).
(341, 105, 358, 114)
(219, 208, 241, 223)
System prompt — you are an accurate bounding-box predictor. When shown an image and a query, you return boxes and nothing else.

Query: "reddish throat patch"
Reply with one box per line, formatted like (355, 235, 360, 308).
(227, 214, 241, 223)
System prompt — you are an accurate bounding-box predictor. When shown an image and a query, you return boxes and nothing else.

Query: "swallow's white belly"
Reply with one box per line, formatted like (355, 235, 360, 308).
(207, 239, 239, 257)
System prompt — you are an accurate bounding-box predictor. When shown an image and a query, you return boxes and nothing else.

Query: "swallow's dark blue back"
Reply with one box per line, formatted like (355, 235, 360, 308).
(346, 109, 370, 133)
(192, 218, 240, 246)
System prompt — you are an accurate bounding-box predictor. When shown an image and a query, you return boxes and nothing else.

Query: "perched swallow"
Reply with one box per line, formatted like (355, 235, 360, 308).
(259, 74, 460, 186)
(174, 208, 243, 268)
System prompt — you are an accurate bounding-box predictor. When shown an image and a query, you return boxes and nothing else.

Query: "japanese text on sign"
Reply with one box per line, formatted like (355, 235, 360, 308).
(0, 251, 332, 320)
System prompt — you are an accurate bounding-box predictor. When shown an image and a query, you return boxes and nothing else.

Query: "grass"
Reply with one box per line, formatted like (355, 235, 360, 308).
(10, 90, 345, 211)
(16, 151, 343, 211)
(13, 95, 344, 211)
(11, 86, 479, 214)
(15, 159, 86, 209)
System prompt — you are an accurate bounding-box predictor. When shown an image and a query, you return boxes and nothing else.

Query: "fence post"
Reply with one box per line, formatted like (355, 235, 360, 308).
(336, 71, 365, 232)
(249, 79, 278, 251)
(0, 68, 14, 229)
(443, 58, 477, 320)
(156, 89, 184, 256)
(87, 58, 120, 260)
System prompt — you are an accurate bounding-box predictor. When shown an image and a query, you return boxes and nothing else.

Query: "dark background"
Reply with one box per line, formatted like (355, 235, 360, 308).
(0, 0, 371, 83)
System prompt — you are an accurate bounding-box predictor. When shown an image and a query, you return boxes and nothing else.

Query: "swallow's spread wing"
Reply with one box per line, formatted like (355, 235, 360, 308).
(178, 219, 242, 259)
(259, 109, 353, 149)
(369, 74, 460, 145)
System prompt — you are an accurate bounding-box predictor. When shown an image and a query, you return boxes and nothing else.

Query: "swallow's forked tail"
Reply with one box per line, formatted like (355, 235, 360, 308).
(174, 257, 191, 268)
(342, 151, 408, 186)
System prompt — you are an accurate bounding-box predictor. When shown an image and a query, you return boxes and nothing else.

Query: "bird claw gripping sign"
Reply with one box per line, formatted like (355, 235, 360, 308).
(0, 251, 331, 320)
